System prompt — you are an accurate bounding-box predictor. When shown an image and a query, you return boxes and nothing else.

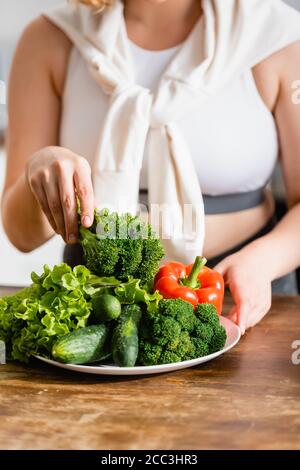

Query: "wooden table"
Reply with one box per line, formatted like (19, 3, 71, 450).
(0, 289, 300, 450)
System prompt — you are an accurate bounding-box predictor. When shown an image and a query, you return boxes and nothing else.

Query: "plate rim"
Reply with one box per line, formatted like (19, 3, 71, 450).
(34, 317, 241, 375)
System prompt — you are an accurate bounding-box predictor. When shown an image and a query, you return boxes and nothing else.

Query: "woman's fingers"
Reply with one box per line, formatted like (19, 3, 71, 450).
(43, 173, 66, 240)
(214, 260, 231, 286)
(74, 159, 94, 228)
(227, 306, 238, 324)
(29, 177, 57, 232)
(213, 261, 227, 277)
(214, 251, 272, 334)
(57, 166, 78, 244)
(235, 303, 248, 335)
(227, 278, 248, 334)
(27, 149, 94, 241)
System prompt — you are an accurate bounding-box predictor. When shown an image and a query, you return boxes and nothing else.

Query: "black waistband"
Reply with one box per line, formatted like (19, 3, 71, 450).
(203, 189, 265, 214)
(139, 188, 265, 214)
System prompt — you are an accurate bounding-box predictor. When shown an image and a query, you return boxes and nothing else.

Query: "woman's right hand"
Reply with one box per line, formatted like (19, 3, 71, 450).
(26, 146, 95, 244)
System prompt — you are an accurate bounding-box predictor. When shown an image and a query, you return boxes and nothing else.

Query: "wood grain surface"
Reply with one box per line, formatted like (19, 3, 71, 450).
(0, 290, 299, 450)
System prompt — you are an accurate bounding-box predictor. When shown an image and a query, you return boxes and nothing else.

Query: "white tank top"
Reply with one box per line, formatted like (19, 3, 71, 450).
(60, 41, 278, 195)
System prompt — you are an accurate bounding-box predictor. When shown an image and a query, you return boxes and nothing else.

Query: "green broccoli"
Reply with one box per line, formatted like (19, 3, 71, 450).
(191, 337, 209, 357)
(79, 209, 164, 284)
(79, 227, 119, 276)
(209, 325, 227, 353)
(152, 316, 181, 349)
(193, 321, 214, 343)
(138, 299, 227, 365)
(195, 302, 220, 326)
(160, 350, 182, 365)
(138, 235, 164, 284)
(194, 303, 227, 354)
(176, 331, 195, 360)
(138, 341, 162, 366)
(117, 238, 143, 279)
(159, 298, 196, 333)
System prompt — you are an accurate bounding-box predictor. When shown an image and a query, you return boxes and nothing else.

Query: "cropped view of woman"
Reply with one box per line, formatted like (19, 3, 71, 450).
(2, 0, 300, 334)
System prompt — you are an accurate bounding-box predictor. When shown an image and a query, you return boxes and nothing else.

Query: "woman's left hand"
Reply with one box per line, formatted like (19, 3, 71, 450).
(214, 248, 272, 334)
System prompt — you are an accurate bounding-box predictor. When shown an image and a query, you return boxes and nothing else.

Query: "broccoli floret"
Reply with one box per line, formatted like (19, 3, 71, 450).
(138, 341, 162, 366)
(176, 331, 195, 359)
(159, 299, 196, 332)
(116, 238, 143, 278)
(79, 209, 164, 284)
(116, 213, 144, 277)
(193, 320, 214, 343)
(158, 298, 185, 318)
(195, 303, 226, 353)
(191, 337, 209, 357)
(209, 325, 227, 353)
(176, 305, 196, 333)
(139, 237, 165, 284)
(138, 299, 227, 366)
(152, 317, 181, 349)
(159, 350, 181, 365)
(196, 303, 220, 326)
(79, 227, 119, 276)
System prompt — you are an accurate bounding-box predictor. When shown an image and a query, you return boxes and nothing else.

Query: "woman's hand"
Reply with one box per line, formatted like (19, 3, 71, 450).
(214, 246, 273, 334)
(26, 146, 94, 243)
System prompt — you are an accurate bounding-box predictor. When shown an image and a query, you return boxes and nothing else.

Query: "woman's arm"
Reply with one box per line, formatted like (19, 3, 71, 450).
(214, 41, 300, 333)
(242, 41, 300, 279)
(2, 17, 94, 252)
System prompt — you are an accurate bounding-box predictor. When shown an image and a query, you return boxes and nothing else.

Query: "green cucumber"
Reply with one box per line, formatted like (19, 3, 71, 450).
(91, 294, 121, 322)
(52, 324, 109, 364)
(112, 304, 142, 367)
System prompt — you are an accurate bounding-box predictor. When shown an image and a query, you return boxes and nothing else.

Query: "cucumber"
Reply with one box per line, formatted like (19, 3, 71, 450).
(52, 324, 109, 364)
(91, 294, 121, 322)
(112, 304, 142, 367)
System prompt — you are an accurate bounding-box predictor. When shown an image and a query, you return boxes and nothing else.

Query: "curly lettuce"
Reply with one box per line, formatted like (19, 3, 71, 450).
(0, 264, 93, 362)
(0, 264, 161, 363)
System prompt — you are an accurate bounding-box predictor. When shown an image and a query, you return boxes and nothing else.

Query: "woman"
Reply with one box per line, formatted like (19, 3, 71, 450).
(2, 0, 300, 334)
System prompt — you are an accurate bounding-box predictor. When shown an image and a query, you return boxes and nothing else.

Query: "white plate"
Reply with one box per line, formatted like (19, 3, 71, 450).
(35, 317, 241, 376)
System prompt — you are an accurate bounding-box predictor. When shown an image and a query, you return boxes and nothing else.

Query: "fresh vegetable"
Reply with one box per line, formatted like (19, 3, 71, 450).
(114, 277, 162, 307)
(196, 303, 227, 353)
(0, 205, 228, 368)
(0, 264, 93, 362)
(52, 324, 109, 364)
(91, 294, 121, 322)
(154, 256, 224, 314)
(0, 264, 157, 363)
(112, 304, 142, 367)
(138, 299, 226, 365)
(79, 209, 165, 284)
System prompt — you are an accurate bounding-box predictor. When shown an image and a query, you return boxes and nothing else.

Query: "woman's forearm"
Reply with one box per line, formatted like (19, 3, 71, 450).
(243, 203, 300, 280)
(1, 173, 54, 252)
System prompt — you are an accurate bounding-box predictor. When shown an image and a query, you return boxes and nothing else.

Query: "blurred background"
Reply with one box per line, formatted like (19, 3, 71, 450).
(0, 1, 64, 286)
(0, 0, 300, 287)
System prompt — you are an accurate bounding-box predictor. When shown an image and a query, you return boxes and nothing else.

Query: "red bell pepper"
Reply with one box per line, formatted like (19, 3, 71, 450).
(154, 256, 224, 315)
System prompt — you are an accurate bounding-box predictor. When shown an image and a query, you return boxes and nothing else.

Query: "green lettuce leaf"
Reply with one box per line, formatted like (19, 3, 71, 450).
(114, 277, 162, 308)
(0, 264, 94, 362)
(0, 264, 161, 363)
